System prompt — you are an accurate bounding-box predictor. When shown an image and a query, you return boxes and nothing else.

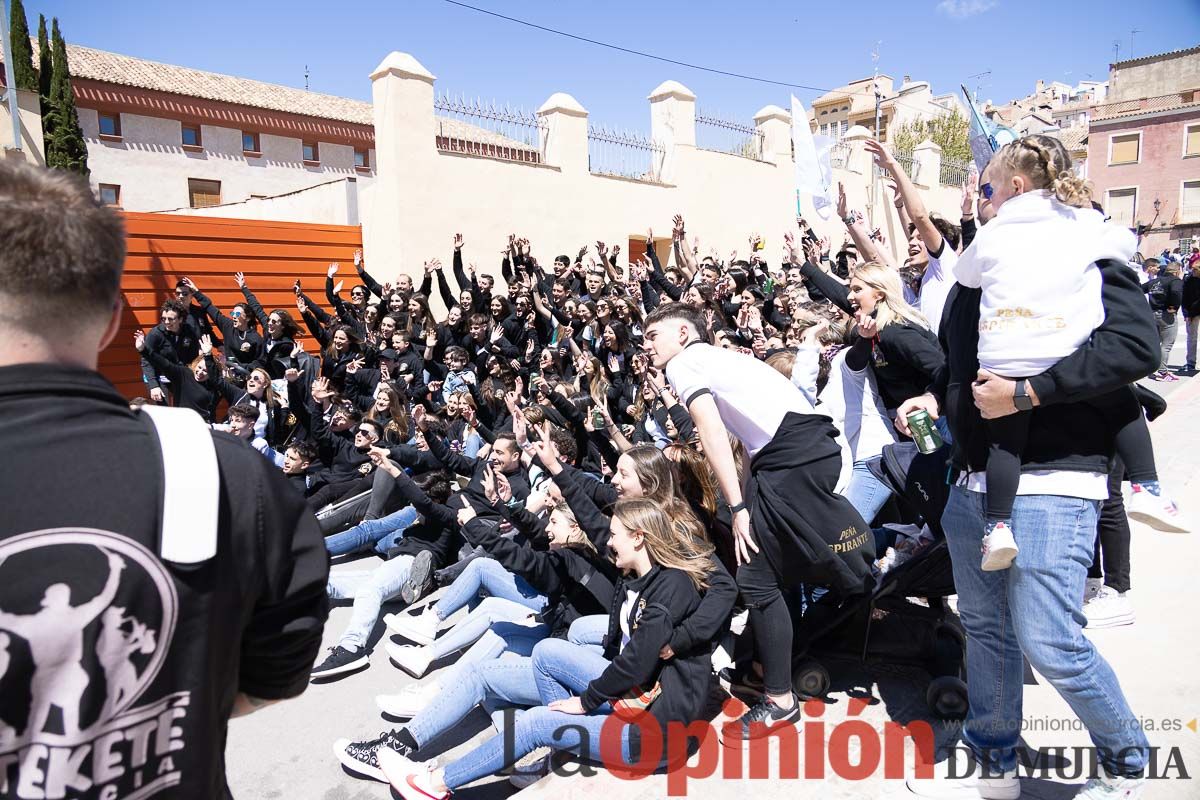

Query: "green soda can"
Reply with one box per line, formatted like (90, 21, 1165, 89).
(907, 410, 944, 454)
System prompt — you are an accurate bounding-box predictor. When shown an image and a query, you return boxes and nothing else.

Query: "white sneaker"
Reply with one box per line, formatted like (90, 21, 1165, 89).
(1082, 577, 1104, 608)
(386, 641, 435, 678)
(1084, 587, 1135, 629)
(378, 747, 448, 800)
(1074, 772, 1145, 799)
(981, 522, 1019, 571)
(1127, 483, 1189, 533)
(377, 683, 440, 718)
(905, 749, 1020, 799)
(385, 609, 440, 646)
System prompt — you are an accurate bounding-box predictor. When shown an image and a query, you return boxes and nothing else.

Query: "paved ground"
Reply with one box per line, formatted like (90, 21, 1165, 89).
(226, 326, 1200, 800)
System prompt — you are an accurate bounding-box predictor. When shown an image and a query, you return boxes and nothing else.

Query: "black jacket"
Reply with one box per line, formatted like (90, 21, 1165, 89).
(139, 322, 201, 390)
(425, 432, 529, 516)
(194, 290, 264, 366)
(1181, 273, 1200, 318)
(0, 363, 328, 800)
(1144, 273, 1183, 314)
(800, 260, 943, 409)
(382, 471, 461, 568)
(583, 565, 732, 755)
(932, 259, 1160, 477)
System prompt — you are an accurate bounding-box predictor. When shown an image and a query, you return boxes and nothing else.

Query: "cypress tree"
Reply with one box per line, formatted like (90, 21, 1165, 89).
(46, 17, 87, 174)
(8, 0, 37, 91)
(36, 14, 50, 119)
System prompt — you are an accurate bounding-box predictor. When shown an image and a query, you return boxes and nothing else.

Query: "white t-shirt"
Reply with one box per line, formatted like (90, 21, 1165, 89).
(919, 242, 957, 336)
(954, 191, 1134, 377)
(666, 342, 816, 457)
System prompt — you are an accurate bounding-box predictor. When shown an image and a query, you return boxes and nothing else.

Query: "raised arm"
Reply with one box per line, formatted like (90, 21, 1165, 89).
(235, 273, 270, 329)
(353, 248, 386, 300)
(865, 140, 942, 258)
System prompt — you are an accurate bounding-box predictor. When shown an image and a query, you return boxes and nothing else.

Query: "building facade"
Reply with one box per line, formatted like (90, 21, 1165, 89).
(808, 75, 965, 144)
(1086, 46, 1200, 257)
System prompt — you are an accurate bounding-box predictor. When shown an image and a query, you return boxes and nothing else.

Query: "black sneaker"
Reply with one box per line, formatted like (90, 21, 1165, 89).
(311, 645, 368, 678)
(400, 550, 435, 605)
(332, 729, 415, 781)
(731, 694, 801, 741)
(719, 664, 765, 694)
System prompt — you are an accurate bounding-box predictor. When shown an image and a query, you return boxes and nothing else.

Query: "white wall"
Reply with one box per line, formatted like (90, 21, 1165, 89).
(78, 107, 374, 212)
(362, 53, 965, 302)
(170, 176, 359, 224)
(0, 87, 45, 166)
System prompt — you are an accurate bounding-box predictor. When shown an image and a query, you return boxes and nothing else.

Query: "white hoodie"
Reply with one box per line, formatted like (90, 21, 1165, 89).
(954, 190, 1136, 376)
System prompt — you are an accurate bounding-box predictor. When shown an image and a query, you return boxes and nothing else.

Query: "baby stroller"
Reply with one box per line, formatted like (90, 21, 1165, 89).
(788, 442, 970, 720)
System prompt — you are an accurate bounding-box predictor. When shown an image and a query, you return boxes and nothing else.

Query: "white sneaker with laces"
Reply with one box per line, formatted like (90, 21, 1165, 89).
(981, 522, 1019, 572)
(376, 682, 440, 718)
(386, 641, 435, 678)
(384, 608, 441, 646)
(1074, 772, 1145, 799)
(1084, 586, 1134, 629)
(905, 748, 1020, 799)
(378, 747, 448, 800)
(1082, 577, 1104, 608)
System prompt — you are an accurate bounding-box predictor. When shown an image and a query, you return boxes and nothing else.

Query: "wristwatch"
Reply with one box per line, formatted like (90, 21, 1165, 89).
(1013, 379, 1034, 412)
(842, 214, 857, 227)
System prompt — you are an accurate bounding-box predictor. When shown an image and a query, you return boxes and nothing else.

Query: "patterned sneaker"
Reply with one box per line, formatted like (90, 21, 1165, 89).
(1128, 482, 1189, 532)
(1074, 772, 1145, 799)
(981, 521, 1018, 571)
(332, 729, 416, 782)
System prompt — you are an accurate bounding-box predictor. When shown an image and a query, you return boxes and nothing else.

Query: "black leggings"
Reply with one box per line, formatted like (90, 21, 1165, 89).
(735, 545, 794, 697)
(985, 386, 1158, 523)
(1089, 456, 1132, 593)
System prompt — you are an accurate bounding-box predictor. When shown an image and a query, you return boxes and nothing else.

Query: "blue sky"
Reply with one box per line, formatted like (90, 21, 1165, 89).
(32, 0, 1200, 131)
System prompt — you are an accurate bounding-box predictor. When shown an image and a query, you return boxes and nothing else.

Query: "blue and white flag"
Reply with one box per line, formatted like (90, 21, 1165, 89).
(792, 95, 835, 219)
(962, 84, 1017, 173)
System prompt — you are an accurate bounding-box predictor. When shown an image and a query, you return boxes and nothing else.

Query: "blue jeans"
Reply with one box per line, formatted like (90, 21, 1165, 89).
(842, 459, 893, 525)
(566, 614, 608, 654)
(324, 505, 419, 557)
(942, 487, 1149, 776)
(327, 557, 413, 650)
(407, 656, 541, 749)
(430, 596, 550, 660)
(442, 638, 635, 790)
(433, 557, 546, 621)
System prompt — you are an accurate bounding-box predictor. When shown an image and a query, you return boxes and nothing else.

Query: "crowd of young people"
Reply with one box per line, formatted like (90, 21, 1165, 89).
(133, 134, 1189, 800)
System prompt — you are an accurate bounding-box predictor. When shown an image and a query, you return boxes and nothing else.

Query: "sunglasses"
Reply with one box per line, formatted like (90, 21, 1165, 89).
(980, 182, 994, 200)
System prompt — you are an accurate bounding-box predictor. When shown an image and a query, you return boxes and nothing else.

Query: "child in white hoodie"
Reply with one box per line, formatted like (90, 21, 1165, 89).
(954, 136, 1142, 570)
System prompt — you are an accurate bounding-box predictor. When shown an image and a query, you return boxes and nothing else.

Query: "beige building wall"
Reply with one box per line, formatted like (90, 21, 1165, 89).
(0, 87, 45, 165)
(362, 53, 965, 303)
(170, 176, 360, 224)
(78, 107, 374, 212)
(1108, 48, 1200, 102)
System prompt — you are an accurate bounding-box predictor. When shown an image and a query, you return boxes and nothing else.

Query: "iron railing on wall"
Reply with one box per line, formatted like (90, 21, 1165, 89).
(695, 108, 764, 161)
(587, 126, 665, 183)
(829, 141, 852, 169)
(939, 158, 973, 187)
(433, 93, 546, 164)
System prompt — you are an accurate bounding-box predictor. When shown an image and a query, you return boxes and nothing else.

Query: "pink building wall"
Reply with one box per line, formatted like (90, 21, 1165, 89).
(1088, 108, 1200, 257)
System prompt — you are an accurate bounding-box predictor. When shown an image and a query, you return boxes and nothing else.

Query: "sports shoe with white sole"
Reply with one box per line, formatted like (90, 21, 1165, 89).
(379, 747, 449, 800)
(1127, 483, 1189, 533)
(981, 521, 1019, 571)
(1082, 577, 1104, 608)
(385, 608, 440, 646)
(377, 683, 440, 718)
(311, 645, 368, 678)
(1074, 772, 1145, 799)
(386, 641, 435, 678)
(400, 550, 436, 605)
(332, 729, 415, 782)
(1084, 586, 1135, 629)
(905, 748, 1020, 799)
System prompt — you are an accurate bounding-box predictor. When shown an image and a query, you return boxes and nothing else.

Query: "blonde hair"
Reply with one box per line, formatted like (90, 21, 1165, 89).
(549, 505, 597, 555)
(850, 262, 930, 331)
(995, 135, 1091, 208)
(612, 498, 713, 590)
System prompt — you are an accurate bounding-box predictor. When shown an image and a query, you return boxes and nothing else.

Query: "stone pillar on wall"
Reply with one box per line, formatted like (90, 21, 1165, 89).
(537, 93, 588, 174)
(913, 139, 942, 189)
(364, 51, 436, 279)
(753, 105, 792, 165)
(648, 81, 695, 183)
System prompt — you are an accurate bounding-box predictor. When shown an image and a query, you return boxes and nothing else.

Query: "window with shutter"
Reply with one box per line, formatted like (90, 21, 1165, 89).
(1106, 187, 1137, 227)
(188, 179, 222, 209)
(1110, 133, 1140, 164)
(1185, 125, 1200, 157)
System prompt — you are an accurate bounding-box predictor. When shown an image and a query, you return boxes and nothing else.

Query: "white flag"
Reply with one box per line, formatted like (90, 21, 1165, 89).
(791, 95, 835, 219)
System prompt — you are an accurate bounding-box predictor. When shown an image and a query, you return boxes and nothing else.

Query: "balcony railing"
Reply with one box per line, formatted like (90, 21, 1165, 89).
(1092, 92, 1200, 121)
